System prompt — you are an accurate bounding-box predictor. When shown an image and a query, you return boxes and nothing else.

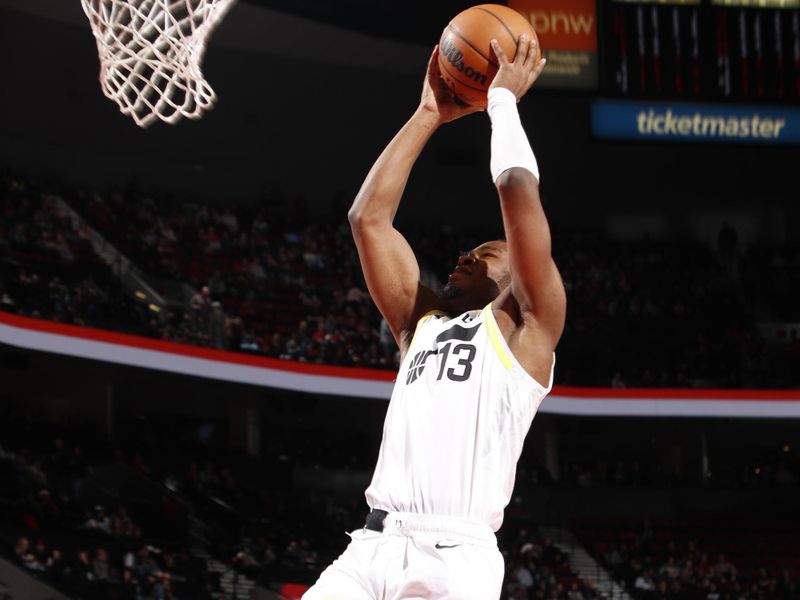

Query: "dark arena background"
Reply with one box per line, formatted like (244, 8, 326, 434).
(1, 0, 799, 599)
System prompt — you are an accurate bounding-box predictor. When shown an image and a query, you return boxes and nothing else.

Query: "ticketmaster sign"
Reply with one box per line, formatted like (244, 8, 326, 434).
(592, 100, 800, 145)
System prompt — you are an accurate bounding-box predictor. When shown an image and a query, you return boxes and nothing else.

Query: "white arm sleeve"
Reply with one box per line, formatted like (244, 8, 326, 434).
(487, 87, 539, 184)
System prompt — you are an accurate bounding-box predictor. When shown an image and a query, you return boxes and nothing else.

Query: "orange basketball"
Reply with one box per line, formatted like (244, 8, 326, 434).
(437, 4, 541, 108)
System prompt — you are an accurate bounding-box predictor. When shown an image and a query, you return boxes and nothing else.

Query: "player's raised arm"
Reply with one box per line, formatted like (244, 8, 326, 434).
(348, 47, 481, 352)
(488, 35, 566, 355)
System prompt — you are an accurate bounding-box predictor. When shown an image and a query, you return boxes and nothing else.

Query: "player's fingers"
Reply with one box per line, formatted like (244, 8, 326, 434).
(490, 39, 508, 65)
(428, 45, 440, 76)
(524, 37, 538, 67)
(516, 34, 529, 65)
(428, 46, 449, 87)
(529, 58, 546, 84)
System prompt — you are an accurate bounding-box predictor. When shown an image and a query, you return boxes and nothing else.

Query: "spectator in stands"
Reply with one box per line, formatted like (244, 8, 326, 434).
(778, 570, 799, 599)
(111, 504, 142, 539)
(121, 568, 138, 600)
(14, 536, 43, 571)
(635, 569, 656, 594)
(191, 285, 212, 318)
(705, 581, 720, 600)
(74, 549, 93, 582)
(659, 556, 679, 580)
(45, 548, 67, 585)
(133, 546, 167, 600)
(0, 281, 13, 311)
(512, 558, 535, 591)
(31, 488, 61, 528)
(33, 538, 48, 566)
(92, 547, 110, 581)
(652, 579, 669, 599)
(714, 554, 736, 581)
(85, 505, 112, 534)
(679, 559, 694, 585)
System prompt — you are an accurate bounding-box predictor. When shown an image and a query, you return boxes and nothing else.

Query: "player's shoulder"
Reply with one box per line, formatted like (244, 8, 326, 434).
(406, 304, 450, 342)
(398, 289, 449, 356)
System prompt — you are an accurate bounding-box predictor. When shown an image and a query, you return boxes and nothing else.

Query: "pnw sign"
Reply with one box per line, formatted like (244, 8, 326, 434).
(509, 0, 598, 89)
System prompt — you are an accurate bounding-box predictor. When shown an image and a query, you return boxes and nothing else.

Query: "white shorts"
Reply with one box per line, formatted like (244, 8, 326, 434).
(302, 511, 504, 600)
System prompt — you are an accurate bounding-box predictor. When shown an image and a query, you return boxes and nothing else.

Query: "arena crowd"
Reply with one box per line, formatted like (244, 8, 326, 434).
(2, 170, 798, 388)
(2, 417, 798, 600)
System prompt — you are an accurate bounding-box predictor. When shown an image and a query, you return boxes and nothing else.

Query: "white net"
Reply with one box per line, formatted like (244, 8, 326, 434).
(81, 0, 237, 128)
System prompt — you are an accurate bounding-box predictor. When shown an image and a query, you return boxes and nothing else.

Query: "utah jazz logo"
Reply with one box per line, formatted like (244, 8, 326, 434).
(407, 349, 437, 385)
(406, 323, 481, 385)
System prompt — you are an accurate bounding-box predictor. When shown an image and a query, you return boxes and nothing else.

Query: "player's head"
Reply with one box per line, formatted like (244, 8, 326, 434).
(442, 240, 510, 307)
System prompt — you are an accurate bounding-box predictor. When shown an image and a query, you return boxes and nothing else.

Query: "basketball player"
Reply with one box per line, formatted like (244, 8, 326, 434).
(303, 34, 564, 600)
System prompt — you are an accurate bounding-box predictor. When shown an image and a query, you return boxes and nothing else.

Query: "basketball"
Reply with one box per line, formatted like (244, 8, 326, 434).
(437, 4, 541, 108)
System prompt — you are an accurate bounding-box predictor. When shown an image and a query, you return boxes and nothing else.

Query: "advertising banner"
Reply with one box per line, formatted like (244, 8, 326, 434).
(592, 99, 800, 144)
(509, 0, 598, 89)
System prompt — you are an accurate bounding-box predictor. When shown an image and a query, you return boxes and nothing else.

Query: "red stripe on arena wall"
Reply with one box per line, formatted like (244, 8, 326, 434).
(2, 312, 799, 414)
(0, 311, 396, 382)
(552, 385, 800, 401)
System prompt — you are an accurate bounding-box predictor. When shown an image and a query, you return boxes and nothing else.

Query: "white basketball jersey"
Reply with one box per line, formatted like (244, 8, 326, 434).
(365, 303, 554, 532)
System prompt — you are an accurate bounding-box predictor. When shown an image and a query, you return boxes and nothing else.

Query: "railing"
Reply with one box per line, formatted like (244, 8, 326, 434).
(48, 194, 167, 314)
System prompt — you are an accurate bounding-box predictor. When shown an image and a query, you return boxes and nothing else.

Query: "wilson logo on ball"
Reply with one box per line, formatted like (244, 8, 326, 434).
(440, 38, 488, 85)
(437, 5, 539, 108)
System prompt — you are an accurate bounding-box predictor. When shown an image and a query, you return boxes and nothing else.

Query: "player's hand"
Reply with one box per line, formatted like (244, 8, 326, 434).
(489, 34, 546, 101)
(419, 46, 483, 124)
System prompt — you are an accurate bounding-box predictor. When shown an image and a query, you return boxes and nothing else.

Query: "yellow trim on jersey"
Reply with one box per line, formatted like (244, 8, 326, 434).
(484, 303, 514, 370)
(409, 310, 447, 349)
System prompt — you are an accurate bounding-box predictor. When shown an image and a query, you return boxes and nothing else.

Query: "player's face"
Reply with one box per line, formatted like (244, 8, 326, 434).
(443, 241, 510, 299)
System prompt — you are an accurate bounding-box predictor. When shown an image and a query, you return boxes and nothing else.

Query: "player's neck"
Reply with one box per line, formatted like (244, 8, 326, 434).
(442, 293, 494, 317)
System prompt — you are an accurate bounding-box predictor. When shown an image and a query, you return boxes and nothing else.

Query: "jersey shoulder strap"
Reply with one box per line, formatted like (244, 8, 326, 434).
(409, 309, 448, 348)
(482, 303, 514, 370)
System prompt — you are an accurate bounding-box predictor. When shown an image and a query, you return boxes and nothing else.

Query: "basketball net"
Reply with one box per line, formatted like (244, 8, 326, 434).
(81, 0, 237, 128)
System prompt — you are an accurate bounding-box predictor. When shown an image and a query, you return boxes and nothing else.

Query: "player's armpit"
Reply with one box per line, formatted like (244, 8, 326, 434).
(490, 289, 558, 387)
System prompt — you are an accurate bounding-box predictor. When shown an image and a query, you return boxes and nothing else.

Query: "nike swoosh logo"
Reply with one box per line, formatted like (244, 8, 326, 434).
(435, 543, 460, 549)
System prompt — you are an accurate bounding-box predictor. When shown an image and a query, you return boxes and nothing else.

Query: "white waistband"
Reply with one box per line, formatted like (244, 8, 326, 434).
(373, 510, 497, 546)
